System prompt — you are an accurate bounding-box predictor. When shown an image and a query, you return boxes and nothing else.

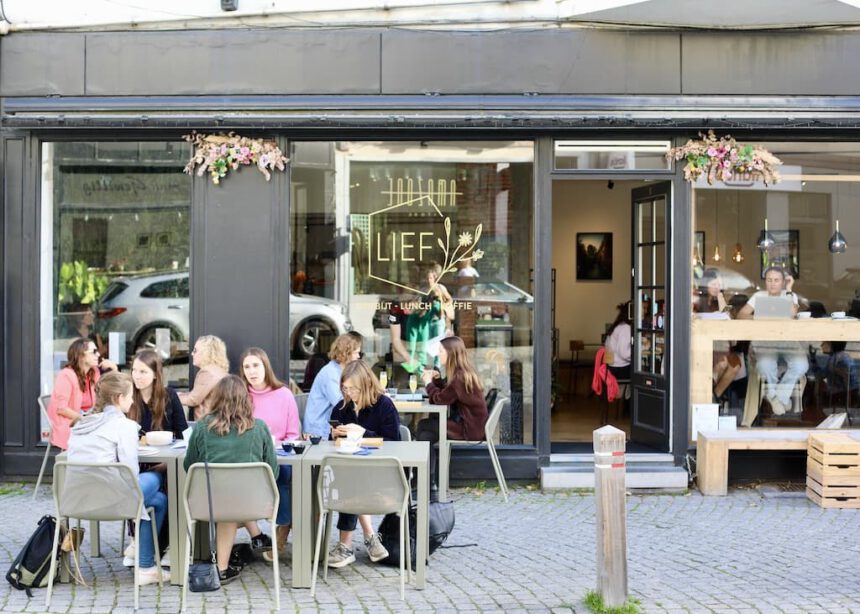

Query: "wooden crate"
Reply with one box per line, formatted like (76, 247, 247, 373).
(807, 432, 860, 508)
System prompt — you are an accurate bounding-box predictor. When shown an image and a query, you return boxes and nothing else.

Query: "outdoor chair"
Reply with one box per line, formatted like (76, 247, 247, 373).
(181, 462, 279, 611)
(46, 461, 163, 610)
(448, 396, 510, 502)
(311, 455, 412, 599)
(33, 394, 54, 500)
(398, 424, 412, 442)
(294, 393, 309, 422)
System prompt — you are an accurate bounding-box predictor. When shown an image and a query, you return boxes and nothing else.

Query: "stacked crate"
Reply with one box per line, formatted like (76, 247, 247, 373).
(807, 432, 860, 508)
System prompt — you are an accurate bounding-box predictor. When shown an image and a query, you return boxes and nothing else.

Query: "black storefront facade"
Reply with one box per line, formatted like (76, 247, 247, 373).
(2, 27, 860, 482)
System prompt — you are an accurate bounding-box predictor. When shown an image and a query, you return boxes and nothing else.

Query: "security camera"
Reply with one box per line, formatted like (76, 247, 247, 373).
(221, 0, 238, 11)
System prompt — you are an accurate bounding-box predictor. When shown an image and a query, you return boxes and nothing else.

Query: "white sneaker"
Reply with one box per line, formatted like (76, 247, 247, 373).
(123, 541, 136, 567)
(159, 548, 170, 568)
(137, 566, 170, 586)
(771, 397, 787, 415)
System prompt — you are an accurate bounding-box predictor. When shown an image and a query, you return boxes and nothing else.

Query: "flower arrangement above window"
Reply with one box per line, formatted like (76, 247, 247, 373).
(183, 132, 289, 185)
(667, 131, 782, 185)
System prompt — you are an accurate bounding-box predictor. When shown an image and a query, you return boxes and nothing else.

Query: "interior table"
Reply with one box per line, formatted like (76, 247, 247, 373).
(395, 400, 449, 500)
(295, 440, 430, 590)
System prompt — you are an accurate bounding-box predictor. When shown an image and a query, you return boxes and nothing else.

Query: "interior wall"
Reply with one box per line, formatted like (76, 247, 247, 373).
(552, 180, 638, 353)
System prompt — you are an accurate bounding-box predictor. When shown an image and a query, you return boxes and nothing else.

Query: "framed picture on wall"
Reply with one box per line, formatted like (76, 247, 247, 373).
(760, 229, 799, 278)
(576, 232, 613, 281)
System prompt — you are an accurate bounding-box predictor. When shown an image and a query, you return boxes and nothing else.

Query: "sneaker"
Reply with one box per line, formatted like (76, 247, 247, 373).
(327, 542, 355, 568)
(123, 541, 136, 567)
(229, 543, 254, 568)
(159, 548, 170, 569)
(771, 397, 787, 415)
(137, 566, 170, 586)
(364, 533, 389, 563)
(262, 546, 287, 563)
(250, 533, 272, 552)
(218, 565, 242, 585)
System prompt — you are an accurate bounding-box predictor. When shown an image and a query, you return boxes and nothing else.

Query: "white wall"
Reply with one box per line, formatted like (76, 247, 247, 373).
(552, 180, 641, 352)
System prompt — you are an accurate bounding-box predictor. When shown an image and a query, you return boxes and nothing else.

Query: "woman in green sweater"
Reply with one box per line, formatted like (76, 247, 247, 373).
(183, 375, 278, 584)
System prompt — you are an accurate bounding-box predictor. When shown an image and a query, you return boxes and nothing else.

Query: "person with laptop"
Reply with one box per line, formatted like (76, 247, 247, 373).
(737, 266, 807, 416)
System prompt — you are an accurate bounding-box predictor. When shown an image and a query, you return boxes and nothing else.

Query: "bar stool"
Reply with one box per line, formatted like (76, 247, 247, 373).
(567, 340, 591, 398)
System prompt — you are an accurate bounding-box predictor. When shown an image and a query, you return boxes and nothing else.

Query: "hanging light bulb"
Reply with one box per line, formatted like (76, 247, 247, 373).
(732, 191, 744, 263)
(757, 217, 776, 251)
(712, 244, 722, 262)
(712, 194, 721, 262)
(692, 247, 702, 266)
(829, 219, 847, 254)
(732, 243, 745, 263)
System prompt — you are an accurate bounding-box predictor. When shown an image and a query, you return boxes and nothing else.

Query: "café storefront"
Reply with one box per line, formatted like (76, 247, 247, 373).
(2, 27, 860, 483)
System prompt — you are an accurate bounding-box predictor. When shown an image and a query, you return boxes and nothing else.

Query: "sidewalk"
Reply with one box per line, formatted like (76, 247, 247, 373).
(0, 483, 858, 613)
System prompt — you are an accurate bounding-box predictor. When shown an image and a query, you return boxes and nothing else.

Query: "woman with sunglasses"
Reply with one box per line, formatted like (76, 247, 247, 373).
(178, 335, 229, 420)
(46, 337, 119, 450)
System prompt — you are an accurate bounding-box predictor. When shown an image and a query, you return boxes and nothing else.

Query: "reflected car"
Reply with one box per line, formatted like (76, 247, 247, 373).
(94, 271, 352, 360)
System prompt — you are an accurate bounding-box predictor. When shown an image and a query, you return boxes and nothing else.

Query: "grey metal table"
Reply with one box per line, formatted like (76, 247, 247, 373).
(296, 440, 431, 590)
(395, 401, 449, 500)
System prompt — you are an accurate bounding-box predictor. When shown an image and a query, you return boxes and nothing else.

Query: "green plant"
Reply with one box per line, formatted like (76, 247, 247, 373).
(0, 484, 26, 496)
(57, 261, 109, 307)
(584, 590, 641, 614)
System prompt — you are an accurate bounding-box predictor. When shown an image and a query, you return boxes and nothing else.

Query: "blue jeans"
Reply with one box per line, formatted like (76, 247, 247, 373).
(755, 346, 809, 407)
(276, 465, 292, 526)
(138, 471, 167, 568)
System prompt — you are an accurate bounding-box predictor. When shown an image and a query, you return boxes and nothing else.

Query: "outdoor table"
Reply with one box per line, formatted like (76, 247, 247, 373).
(295, 440, 431, 590)
(395, 400, 450, 500)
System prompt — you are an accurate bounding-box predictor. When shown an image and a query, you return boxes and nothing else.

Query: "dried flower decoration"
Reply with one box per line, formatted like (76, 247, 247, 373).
(183, 132, 288, 185)
(667, 131, 782, 185)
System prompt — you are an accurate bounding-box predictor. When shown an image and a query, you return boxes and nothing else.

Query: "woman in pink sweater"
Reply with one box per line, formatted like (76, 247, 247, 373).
(47, 337, 119, 449)
(240, 347, 300, 562)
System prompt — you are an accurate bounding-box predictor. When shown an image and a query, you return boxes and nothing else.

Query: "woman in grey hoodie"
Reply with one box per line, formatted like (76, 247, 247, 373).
(67, 372, 169, 586)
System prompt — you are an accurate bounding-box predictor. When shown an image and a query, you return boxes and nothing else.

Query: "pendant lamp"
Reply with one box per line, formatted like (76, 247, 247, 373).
(757, 218, 776, 251)
(732, 192, 744, 263)
(712, 194, 721, 262)
(829, 185, 848, 254)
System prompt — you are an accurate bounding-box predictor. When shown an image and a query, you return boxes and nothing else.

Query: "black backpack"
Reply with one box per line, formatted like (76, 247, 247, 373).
(376, 500, 455, 568)
(6, 515, 60, 596)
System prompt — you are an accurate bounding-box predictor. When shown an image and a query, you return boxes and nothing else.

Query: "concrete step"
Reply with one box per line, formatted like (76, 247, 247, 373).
(541, 459, 689, 490)
(550, 452, 675, 464)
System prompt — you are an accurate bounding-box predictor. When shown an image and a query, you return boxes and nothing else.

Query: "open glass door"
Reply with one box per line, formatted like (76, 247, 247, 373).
(631, 182, 671, 451)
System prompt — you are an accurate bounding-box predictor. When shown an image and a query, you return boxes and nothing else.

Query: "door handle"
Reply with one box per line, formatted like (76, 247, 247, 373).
(644, 378, 654, 387)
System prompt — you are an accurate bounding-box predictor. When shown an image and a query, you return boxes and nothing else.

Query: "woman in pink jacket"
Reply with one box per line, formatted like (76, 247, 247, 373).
(240, 347, 300, 562)
(47, 337, 119, 450)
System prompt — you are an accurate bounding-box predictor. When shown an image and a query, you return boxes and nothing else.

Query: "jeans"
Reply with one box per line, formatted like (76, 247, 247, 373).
(755, 346, 809, 407)
(276, 465, 292, 526)
(138, 471, 167, 568)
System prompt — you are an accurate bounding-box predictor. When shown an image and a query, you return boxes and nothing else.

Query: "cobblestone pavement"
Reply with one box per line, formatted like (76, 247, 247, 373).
(0, 482, 859, 613)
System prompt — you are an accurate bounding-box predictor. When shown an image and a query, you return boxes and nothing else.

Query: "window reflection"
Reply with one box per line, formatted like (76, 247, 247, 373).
(290, 141, 535, 444)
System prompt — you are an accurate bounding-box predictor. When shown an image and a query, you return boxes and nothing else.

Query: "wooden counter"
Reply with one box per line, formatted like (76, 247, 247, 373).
(691, 318, 860, 406)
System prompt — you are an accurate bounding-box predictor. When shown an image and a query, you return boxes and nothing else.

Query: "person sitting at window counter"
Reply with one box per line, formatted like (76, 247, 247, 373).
(326, 360, 400, 570)
(694, 269, 743, 400)
(825, 341, 859, 403)
(183, 375, 278, 584)
(178, 335, 229, 420)
(604, 302, 632, 381)
(47, 337, 119, 451)
(419, 336, 489, 490)
(736, 266, 808, 416)
(240, 347, 300, 563)
(67, 372, 169, 586)
(302, 333, 362, 438)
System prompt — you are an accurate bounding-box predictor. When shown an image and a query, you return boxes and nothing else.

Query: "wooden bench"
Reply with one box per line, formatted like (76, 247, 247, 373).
(697, 429, 824, 496)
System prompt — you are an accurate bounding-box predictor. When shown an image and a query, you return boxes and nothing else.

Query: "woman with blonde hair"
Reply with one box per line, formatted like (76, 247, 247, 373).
(239, 347, 300, 561)
(183, 375, 278, 584)
(179, 335, 229, 420)
(326, 360, 401, 569)
(67, 372, 169, 585)
(302, 332, 362, 438)
(419, 336, 488, 488)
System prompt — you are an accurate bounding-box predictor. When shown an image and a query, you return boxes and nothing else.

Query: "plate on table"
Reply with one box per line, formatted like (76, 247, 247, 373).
(138, 446, 160, 456)
(336, 446, 363, 455)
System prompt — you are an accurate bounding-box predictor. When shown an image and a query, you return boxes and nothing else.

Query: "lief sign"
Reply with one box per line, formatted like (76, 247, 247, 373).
(368, 177, 483, 293)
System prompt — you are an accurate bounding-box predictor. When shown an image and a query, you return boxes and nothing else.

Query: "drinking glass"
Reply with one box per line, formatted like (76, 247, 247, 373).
(409, 374, 418, 396)
(379, 370, 388, 389)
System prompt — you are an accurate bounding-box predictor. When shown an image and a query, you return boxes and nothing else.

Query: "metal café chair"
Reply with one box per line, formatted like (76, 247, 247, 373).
(311, 454, 412, 600)
(181, 462, 280, 611)
(33, 394, 55, 500)
(46, 461, 163, 610)
(294, 393, 309, 422)
(448, 396, 510, 502)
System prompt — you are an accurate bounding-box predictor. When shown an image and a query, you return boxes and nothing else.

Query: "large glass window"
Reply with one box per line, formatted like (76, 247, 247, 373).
(691, 142, 860, 430)
(290, 141, 536, 444)
(40, 141, 192, 403)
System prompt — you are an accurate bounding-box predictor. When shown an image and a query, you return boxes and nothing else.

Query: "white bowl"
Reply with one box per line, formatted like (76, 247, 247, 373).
(833, 311, 847, 319)
(146, 431, 172, 446)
